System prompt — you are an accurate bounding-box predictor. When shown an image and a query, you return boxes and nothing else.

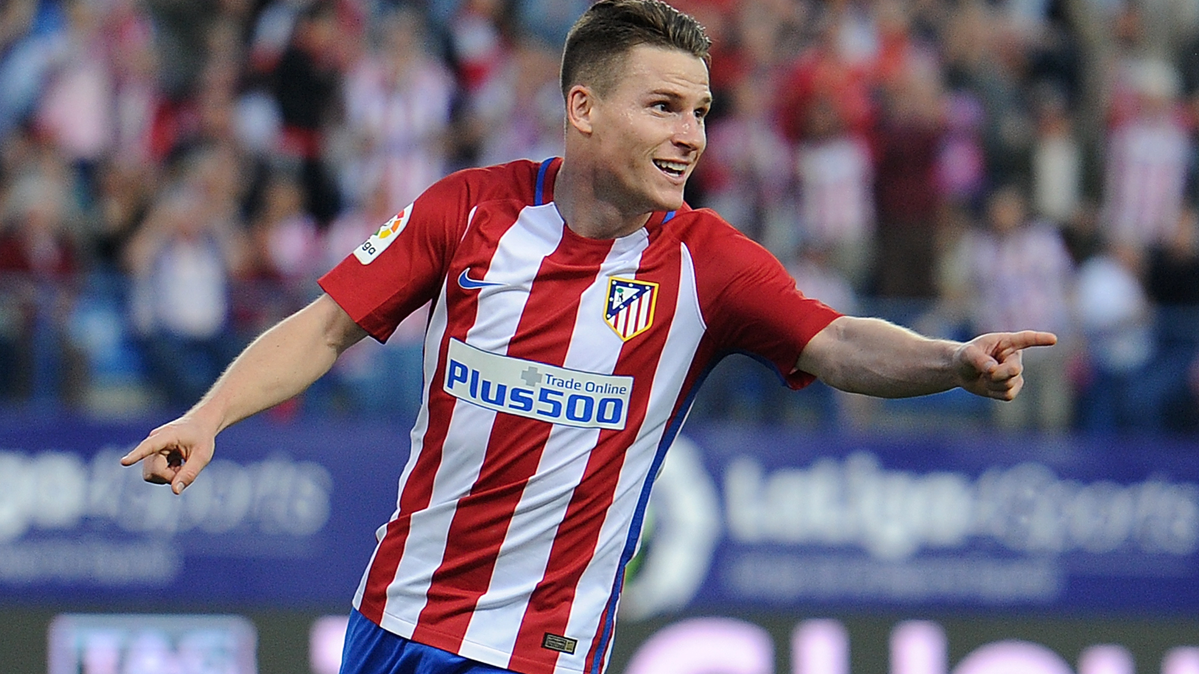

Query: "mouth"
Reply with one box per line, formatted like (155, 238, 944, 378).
(652, 159, 689, 180)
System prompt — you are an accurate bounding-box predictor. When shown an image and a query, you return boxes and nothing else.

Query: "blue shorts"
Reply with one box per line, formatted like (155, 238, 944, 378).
(340, 609, 517, 674)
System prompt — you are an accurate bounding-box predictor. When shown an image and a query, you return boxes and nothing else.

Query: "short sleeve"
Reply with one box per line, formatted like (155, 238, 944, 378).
(701, 231, 842, 389)
(318, 173, 471, 342)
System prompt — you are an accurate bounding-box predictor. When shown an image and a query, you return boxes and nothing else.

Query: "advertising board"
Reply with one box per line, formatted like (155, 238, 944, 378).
(622, 426, 1199, 618)
(3, 415, 1197, 618)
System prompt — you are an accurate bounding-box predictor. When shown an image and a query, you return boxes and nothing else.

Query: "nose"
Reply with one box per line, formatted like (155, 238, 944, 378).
(674, 112, 705, 152)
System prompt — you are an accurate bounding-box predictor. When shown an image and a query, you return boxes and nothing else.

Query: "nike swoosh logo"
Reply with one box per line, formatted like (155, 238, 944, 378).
(458, 269, 503, 289)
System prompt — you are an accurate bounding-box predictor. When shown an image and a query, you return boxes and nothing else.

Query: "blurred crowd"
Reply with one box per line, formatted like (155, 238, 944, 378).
(0, 0, 1197, 434)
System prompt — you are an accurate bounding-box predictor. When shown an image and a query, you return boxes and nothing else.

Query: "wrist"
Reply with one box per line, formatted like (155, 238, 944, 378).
(947, 340, 971, 389)
(184, 398, 229, 437)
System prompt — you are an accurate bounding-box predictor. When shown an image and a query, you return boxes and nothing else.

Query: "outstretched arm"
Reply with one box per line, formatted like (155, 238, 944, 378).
(796, 315, 1058, 400)
(121, 293, 367, 493)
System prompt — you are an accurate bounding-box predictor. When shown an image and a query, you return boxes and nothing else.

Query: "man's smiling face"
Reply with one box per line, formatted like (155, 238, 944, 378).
(587, 44, 711, 214)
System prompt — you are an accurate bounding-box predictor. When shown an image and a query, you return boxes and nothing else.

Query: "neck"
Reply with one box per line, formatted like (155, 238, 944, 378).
(554, 158, 652, 240)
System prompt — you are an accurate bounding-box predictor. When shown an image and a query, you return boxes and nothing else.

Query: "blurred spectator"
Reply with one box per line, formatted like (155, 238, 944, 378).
(929, 200, 978, 336)
(690, 0, 808, 113)
(698, 72, 796, 255)
(868, 0, 941, 94)
(0, 2, 38, 55)
(91, 158, 155, 271)
(0, 0, 66, 139)
(439, 0, 508, 96)
(247, 168, 322, 285)
(1147, 205, 1199, 306)
(147, 0, 224, 98)
(469, 34, 563, 167)
(249, 0, 303, 75)
(233, 167, 323, 371)
(34, 0, 115, 200)
(1142, 206, 1199, 431)
(1020, 8, 1081, 108)
(942, 1, 1033, 186)
(793, 92, 874, 287)
(727, 0, 810, 77)
(143, 11, 247, 167)
(1073, 241, 1155, 431)
(960, 184, 1076, 431)
(515, 0, 590, 48)
(1103, 5, 1153, 129)
(0, 167, 82, 403)
(1102, 58, 1190, 249)
(871, 61, 945, 298)
(936, 91, 987, 211)
(777, 7, 874, 145)
(1030, 85, 1082, 225)
(195, 139, 257, 236)
(269, 2, 345, 225)
(339, 8, 454, 209)
(194, 27, 277, 224)
(1060, 198, 1105, 266)
(198, 18, 251, 140)
(124, 168, 247, 408)
(106, 0, 160, 168)
(0, 157, 80, 278)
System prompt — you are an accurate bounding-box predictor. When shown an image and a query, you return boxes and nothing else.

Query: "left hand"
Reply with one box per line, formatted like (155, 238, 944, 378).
(120, 413, 218, 495)
(954, 330, 1058, 401)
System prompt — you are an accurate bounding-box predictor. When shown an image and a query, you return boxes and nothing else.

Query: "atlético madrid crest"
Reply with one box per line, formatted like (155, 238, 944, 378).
(605, 277, 658, 341)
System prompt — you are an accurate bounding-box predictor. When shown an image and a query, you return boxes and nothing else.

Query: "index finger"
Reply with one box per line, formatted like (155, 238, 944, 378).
(120, 430, 177, 466)
(1003, 330, 1058, 353)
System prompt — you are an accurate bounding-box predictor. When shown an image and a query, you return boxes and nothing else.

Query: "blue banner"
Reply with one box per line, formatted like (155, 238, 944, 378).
(0, 413, 407, 607)
(621, 425, 1199, 618)
(3, 414, 1198, 614)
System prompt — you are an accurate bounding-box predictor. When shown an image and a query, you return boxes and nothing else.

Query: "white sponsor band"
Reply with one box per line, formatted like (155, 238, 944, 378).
(444, 338, 633, 430)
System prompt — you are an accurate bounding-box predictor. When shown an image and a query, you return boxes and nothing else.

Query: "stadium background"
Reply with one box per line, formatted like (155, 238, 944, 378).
(1, 0, 1198, 672)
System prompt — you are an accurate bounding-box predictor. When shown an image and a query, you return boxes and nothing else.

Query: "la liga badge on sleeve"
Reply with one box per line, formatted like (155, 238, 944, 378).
(353, 203, 414, 264)
(605, 277, 658, 341)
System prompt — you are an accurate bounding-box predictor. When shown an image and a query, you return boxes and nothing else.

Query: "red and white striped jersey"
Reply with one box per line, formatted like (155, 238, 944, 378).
(319, 158, 840, 674)
(796, 135, 874, 246)
(1103, 113, 1189, 247)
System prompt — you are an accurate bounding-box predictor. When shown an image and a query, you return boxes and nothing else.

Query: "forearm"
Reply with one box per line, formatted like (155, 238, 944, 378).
(803, 316, 962, 398)
(187, 295, 364, 434)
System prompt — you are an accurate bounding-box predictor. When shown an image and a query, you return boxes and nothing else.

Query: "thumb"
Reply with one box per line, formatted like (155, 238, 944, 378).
(962, 343, 1000, 376)
(170, 450, 212, 495)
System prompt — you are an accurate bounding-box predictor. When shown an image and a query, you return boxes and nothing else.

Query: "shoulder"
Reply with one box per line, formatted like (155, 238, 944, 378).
(661, 206, 740, 242)
(661, 206, 777, 267)
(659, 206, 800, 306)
(423, 159, 547, 210)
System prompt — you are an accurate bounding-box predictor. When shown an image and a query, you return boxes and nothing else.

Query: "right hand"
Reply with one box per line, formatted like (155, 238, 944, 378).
(120, 415, 217, 494)
(953, 330, 1058, 401)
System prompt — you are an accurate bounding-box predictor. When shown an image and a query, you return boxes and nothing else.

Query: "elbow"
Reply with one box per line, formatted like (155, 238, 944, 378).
(307, 294, 367, 356)
(797, 318, 852, 390)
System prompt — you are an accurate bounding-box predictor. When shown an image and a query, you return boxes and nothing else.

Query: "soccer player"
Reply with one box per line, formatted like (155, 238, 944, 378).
(121, 2, 1057, 673)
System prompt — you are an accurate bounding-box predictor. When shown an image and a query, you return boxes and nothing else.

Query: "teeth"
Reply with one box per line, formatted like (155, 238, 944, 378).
(654, 160, 688, 175)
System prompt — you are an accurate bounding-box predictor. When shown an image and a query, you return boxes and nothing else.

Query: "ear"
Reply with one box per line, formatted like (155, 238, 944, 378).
(565, 84, 595, 135)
